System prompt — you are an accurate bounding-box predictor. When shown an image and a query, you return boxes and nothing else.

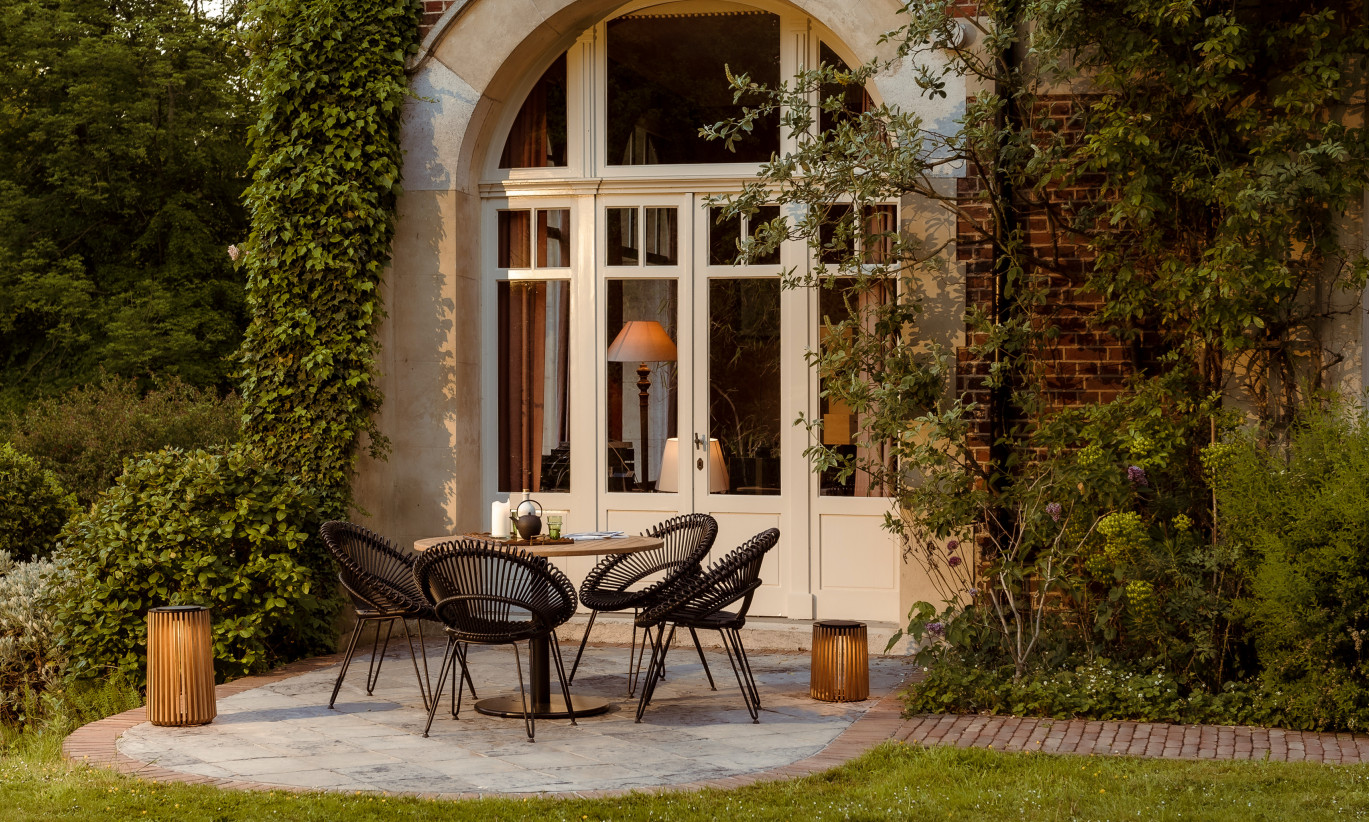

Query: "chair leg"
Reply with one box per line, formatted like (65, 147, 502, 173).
(422, 637, 458, 738)
(329, 618, 367, 709)
(548, 632, 578, 727)
(401, 619, 430, 711)
(635, 623, 676, 722)
(512, 642, 534, 742)
(451, 642, 477, 717)
(719, 628, 760, 723)
(365, 618, 396, 695)
(688, 627, 716, 691)
(731, 628, 762, 714)
(634, 623, 667, 723)
(567, 609, 598, 684)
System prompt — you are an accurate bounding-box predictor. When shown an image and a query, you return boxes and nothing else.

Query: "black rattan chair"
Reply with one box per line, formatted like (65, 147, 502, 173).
(569, 513, 719, 695)
(320, 521, 478, 711)
(633, 528, 781, 723)
(413, 540, 579, 741)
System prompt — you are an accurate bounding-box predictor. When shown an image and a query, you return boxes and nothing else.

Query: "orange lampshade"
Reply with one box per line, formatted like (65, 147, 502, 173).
(607, 321, 677, 363)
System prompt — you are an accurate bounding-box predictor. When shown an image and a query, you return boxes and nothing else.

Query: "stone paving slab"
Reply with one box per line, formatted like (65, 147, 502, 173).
(66, 640, 909, 797)
(65, 641, 1369, 801)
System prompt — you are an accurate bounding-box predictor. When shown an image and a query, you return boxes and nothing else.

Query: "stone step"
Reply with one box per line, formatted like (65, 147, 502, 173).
(556, 612, 910, 654)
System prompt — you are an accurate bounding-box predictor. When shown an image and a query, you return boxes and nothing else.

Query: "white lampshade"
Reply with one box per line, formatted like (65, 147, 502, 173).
(607, 320, 678, 363)
(656, 437, 730, 493)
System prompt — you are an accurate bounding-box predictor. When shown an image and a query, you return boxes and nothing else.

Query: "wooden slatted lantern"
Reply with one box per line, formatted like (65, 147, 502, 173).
(146, 606, 216, 726)
(810, 620, 869, 702)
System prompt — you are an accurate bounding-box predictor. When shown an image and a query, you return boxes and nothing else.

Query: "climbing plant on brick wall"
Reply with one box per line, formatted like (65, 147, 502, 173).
(237, 0, 419, 512)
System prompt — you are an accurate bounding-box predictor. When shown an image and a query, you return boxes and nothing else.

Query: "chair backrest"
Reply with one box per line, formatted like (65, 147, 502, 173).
(412, 540, 578, 643)
(586, 513, 719, 596)
(319, 521, 425, 614)
(640, 528, 780, 625)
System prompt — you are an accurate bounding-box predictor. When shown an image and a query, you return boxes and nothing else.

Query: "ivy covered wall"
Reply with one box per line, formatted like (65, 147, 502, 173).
(238, 0, 421, 511)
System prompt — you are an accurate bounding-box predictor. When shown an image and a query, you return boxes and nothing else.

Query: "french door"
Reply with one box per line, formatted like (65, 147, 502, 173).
(591, 194, 790, 615)
(486, 191, 901, 621)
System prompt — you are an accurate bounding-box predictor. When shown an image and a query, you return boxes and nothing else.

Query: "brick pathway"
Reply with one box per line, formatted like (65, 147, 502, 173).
(892, 714, 1369, 763)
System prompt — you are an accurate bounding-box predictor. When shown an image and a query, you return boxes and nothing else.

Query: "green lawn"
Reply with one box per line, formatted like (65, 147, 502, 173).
(6, 732, 1369, 821)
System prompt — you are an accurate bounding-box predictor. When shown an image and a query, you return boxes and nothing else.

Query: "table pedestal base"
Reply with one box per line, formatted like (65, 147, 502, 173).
(474, 694, 612, 719)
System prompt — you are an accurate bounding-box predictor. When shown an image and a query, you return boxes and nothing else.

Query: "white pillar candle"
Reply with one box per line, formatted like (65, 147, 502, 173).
(490, 499, 511, 539)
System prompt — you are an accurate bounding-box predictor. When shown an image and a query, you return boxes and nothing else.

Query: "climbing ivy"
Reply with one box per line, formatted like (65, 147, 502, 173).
(237, 0, 419, 511)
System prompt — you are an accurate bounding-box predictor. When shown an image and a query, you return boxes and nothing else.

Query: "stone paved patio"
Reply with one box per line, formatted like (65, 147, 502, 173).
(94, 640, 908, 796)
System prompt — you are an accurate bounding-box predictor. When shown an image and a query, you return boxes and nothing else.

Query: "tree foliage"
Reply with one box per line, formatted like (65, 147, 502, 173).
(237, 0, 418, 509)
(0, 0, 252, 406)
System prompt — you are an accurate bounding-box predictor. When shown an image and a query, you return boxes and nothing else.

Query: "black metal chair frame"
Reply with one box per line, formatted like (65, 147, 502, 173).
(321, 521, 479, 712)
(414, 540, 579, 741)
(632, 528, 781, 724)
(569, 513, 719, 695)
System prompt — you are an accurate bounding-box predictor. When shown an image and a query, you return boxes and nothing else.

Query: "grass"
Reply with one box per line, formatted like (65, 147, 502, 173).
(6, 731, 1369, 821)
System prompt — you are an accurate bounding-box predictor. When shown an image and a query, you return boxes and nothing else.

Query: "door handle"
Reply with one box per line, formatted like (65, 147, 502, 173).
(694, 433, 704, 451)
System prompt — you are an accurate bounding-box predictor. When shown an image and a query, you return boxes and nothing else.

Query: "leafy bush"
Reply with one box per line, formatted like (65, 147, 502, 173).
(0, 444, 77, 561)
(1210, 406, 1369, 731)
(0, 551, 66, 725)
(903, 654, 1283, 728)
(3, 374, 240, 506)
(54, 445, 337, 686)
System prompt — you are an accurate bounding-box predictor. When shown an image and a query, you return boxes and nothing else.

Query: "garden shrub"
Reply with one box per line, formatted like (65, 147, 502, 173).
(903, 655, 1283, 728)
(3, 374, 240, 506)
(0, 444, 77, 562)
(54, 445, 337, 687)
(0, 551, 66, 725)
(1211, 407, 1369, 731)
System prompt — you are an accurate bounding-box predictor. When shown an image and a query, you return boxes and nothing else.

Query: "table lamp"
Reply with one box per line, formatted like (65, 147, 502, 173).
(607, 320, 677, 491)
(657, 437, 730, 493)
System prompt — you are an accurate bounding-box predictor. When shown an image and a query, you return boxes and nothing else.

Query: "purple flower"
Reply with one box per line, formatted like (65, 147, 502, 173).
(1127, 465, 1148, 487)
(947, 555, 963, 567)
(927, 622, 946, 638)
(1046, 502, 1063, 522)
(966, 587, 979, 598)
(946, 539, 959, 551)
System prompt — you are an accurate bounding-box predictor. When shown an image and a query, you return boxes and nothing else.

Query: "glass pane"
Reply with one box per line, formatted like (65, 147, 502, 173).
(709, 207, 741, 265)
(537, 209, 571, 268)
(498, 210, 531, 268)
(709, 278, 781, 495)
(644, 208, 677, 265)
(606, 280, 679, 492)
(818, 203, 853, 265)
(749, 205, 781, 265)
(819, 42, 873, 136)
(819, 281, 891, 497)
(607, 6, 780, 165)
(499, 53, 568, 168)
(498, 281, 571, 493)
(606, 207, 639, 265)
(862, 205, 897, 265)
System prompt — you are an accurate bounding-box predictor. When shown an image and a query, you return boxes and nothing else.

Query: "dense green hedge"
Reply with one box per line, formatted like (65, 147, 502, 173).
(237, 0, 419, 511)
(54, 446, 335, 685)
(0, 444, 76, 562)
(3, 375, 239, 507)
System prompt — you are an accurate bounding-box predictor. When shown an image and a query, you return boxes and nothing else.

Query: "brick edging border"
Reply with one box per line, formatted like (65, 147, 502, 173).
(59, 652, 908, 799)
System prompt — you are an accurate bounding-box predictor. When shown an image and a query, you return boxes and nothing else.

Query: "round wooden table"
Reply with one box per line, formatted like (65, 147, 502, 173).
(412, 534, 662, 719)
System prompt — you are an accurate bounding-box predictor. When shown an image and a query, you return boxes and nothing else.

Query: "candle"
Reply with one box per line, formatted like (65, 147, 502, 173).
(491, 499, 510, 539)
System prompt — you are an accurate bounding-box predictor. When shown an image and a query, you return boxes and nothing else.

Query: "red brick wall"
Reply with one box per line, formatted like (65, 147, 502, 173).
(419, 0, 456, 41)
(954, 96, 1133, 463)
